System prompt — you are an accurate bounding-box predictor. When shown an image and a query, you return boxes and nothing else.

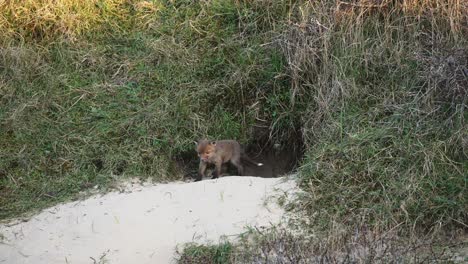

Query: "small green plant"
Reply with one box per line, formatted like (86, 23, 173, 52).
(177, 242, 233, 264)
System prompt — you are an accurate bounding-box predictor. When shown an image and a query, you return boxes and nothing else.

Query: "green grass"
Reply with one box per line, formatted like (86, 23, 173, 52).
(177, 242, 233, 264)
(1, 0, 294, 219)
(291, 3, 467, 234)
(173, 0, 466, 261)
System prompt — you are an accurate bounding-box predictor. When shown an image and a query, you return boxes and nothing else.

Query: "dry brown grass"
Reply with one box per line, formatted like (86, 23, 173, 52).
(0, 0, 162, 41)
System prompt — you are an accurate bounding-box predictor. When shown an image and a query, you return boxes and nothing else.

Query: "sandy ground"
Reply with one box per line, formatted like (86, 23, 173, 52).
(0, 176, 296, 264)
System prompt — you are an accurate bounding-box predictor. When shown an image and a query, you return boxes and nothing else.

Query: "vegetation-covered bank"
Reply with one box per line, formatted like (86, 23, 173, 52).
(1, 0, 466, 258)
(1, 0, 295, 218)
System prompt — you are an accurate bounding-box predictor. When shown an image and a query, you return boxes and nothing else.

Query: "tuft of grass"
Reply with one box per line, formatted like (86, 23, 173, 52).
(177, 242, 233, 264)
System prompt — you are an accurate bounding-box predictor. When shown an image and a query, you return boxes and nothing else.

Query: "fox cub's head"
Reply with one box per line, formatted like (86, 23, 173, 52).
(195, 140, 216, 162)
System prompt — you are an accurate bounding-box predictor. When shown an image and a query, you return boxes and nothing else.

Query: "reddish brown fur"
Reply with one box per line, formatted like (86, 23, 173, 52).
(195, 139, 263, 181)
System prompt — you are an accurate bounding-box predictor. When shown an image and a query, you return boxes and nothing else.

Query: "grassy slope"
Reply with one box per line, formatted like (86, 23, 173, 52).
(0, 0, 466, 255)
(1, 0, 293, 218)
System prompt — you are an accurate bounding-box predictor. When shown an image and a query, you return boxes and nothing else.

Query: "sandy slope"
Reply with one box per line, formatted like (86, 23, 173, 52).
(0, 176, 295, 264)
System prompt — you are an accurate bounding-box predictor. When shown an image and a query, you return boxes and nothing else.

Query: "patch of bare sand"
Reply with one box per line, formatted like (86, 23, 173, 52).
(0, 176, 296, 264)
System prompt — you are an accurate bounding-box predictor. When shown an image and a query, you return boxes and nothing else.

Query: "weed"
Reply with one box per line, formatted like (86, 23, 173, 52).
(177, 242, 233, 264)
